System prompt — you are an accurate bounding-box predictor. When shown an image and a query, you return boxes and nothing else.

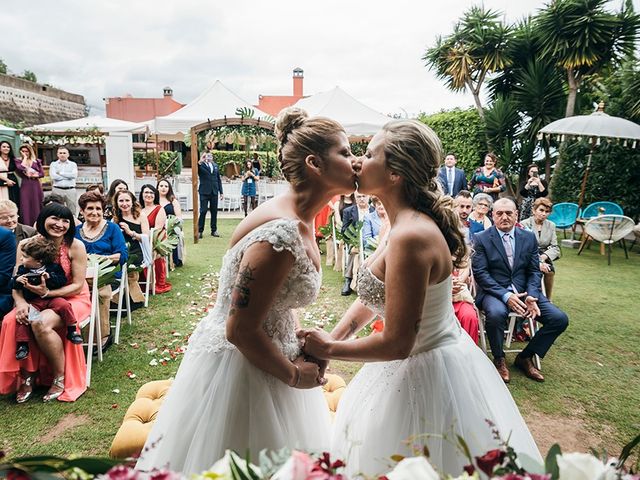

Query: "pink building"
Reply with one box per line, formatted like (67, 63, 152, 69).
(257, 68, 305, 116)
(105, 87, 184, 122)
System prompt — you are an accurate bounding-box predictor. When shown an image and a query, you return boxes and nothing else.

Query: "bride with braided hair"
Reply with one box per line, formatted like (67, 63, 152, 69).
(302, 120, 542, 477)
(136, 107, 357, 474)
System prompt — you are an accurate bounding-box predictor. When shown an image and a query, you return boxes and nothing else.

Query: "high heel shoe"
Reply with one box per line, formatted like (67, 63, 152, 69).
(16, 374, 35, 404)
(43, 375, 65, 402)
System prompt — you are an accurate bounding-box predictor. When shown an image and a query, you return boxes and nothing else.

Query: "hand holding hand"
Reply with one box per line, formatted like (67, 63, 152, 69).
(506, 292, 528, 316)
(539, 262, 551, 273)
(292, 356, 322, 389)
(451, 279, 463, 295)
(300, 327, 334, 360)
(16, 275, 28, 286)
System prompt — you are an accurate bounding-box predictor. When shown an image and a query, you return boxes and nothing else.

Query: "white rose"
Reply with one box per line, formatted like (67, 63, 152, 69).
(386, 456, 439, 480)
(557, 453, 607, 480)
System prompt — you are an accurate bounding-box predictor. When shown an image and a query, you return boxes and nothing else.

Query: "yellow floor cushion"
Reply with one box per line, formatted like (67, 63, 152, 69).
(110, 374, 347, 459)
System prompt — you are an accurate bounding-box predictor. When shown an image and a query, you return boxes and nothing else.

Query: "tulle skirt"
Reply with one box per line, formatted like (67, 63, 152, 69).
(331, 332, 542, 477)
(136, 347, 331, 475)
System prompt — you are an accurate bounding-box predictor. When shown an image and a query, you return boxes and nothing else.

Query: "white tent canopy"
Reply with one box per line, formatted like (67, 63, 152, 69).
(293, 86, 391, 137)
(26, 116, 145, 133)
(148, 80, 272, 139)
(0, 123, 16, 131)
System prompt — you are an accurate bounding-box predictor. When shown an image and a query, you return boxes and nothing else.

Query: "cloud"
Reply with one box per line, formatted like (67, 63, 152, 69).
(4, 0, 558, 119)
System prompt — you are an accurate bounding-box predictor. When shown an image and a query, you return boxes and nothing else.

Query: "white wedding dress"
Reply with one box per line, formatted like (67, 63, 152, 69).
(332, 266, 543, 477)
(136, 219, 331, 475)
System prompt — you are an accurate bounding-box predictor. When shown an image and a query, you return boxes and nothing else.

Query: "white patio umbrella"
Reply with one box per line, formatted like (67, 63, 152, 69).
(538, 102, 640, 207)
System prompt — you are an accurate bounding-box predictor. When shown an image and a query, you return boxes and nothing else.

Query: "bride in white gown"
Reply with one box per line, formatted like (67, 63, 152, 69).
(303, 120, 543, 477)
(136, 108, 357, 475)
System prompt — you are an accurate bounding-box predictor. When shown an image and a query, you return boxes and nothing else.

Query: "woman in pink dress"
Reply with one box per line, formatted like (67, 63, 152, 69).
(0, 203, 91, 402)
(15, 144, 44, 225)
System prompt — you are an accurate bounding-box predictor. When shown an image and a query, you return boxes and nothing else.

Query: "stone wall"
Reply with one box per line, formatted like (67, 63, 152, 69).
(0, 73, 86, 126)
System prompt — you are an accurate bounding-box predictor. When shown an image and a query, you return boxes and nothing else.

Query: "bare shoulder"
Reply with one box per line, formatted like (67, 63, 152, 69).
(69, 239, 87, 256)
(230, 196, 296, 247)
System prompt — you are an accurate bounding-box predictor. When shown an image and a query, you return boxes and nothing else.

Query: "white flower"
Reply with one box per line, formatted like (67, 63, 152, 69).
(196, 450, 260, 480)
(557, 452, 607, 480)
(386, 456, 439, 480)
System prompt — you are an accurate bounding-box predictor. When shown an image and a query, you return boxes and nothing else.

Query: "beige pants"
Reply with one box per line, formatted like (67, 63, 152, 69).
(128, 271, 145, 303)
(334, 241, 345, 272)
(326, 235, 335, 266)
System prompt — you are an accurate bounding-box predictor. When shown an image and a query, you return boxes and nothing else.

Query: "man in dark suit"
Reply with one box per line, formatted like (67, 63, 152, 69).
(0, 226, 16, 319)
(341, 193, 374, 296)
(197, 150, 224, 238)
(438, 153, 468, 196)
(472, 198, 568, 383)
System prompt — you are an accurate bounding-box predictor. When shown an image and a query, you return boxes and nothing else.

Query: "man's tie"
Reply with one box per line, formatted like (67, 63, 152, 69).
(502, 233, 514, 268)
(448, 168, 453, 184)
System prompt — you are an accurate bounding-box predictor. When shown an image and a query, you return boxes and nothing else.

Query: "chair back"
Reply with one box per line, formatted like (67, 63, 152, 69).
(584, 215, 635, 244)
(547, 202, 580, 229)
(581, 201, 623, 219)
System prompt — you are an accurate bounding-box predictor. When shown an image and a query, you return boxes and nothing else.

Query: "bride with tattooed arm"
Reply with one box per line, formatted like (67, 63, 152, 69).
(136, 108, 357, 475)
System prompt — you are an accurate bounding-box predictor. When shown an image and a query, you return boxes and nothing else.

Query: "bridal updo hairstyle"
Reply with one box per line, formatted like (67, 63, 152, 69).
(381, 120, 467, 267)
(275, 107, 345, 187)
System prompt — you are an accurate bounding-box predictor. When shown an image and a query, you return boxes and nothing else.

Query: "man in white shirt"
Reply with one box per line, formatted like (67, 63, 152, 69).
(340, 193, 373, 295)
(437, 153, 468, 196)
(49, 146, 78, 215)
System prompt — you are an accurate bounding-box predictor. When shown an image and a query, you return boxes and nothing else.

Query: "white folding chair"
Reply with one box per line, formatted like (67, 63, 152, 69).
(109, 263, 132, 345)
(79, 263, 101, 387)
(138, 229, 155, 305)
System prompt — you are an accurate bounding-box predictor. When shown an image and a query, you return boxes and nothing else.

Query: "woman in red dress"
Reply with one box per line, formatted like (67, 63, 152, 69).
(139, 184, 171, 294)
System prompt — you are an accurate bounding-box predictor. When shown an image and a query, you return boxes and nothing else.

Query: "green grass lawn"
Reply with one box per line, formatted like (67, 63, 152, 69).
(1, 219, 638, 458)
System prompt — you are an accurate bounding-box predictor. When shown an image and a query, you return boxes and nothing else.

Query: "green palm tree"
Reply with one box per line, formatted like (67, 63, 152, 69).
(423, 5, 513, 119)
(536, 0, 640, 117)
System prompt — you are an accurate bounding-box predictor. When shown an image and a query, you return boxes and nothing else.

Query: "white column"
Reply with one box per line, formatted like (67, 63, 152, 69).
(104, 132, 135, 189)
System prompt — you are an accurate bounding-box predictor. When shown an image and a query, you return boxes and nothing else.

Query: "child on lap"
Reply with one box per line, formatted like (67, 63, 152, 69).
(12, 237, 82, 360)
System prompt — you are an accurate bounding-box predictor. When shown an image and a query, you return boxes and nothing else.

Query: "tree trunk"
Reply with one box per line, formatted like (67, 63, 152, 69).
(467, 79, 485, 120)
(543, 138, 553, 199)
(565, 69, 578, 118)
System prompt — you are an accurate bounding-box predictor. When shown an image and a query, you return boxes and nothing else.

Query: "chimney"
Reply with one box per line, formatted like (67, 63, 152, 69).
(163, 86, 173, 97)
(293, 68, 303, 98)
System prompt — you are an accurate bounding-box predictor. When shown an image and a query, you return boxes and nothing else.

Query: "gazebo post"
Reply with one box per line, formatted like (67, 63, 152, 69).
(191, 128, 199, 244)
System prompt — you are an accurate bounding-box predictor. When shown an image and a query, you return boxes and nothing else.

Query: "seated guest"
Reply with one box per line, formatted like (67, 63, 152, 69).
(0, 226, 16, 320)
(469, 193, 493, 239)
(157, 178, 184, 268)
(112, 190, 148, 306)
(140, 184, 171, 294)
(340, 193, 373, 296)
(0, 203, 91, 402)
(452, 262, 479, 344)
(520, 197, 560, 301)
(75, 191, 129, 349)
(0, 199, 36, 243)
(454, 190, 473, 245)
(13, 236, 83, 361)
(362, 197, 390, 255)
(77, 184, 105, 223)
(105, 179, 129, 221)
(472, 198, 568, 383)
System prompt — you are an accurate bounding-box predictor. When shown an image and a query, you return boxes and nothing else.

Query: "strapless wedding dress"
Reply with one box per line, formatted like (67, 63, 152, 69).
(136, 219, 331, 475)
(331, 266, 542, 477)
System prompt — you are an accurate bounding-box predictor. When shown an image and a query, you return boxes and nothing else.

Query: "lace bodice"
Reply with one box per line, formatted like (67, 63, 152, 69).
(357, 265, 462, 355)
(188, 219, 321, 360)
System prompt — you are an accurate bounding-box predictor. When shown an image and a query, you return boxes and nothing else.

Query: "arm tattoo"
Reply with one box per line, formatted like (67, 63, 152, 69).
(347, 320, 358, 337)
(231, 265, 255, 309)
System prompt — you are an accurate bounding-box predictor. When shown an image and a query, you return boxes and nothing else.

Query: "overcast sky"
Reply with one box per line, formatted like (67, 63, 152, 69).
(4, 0, 638, 118)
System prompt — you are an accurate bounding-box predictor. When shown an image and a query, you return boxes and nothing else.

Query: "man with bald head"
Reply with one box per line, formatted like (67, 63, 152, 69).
(472, 198, 568, 383)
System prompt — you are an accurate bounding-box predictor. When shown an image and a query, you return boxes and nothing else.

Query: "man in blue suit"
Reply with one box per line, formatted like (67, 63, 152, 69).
(197, 150, 224, 238)
(437, 153, 468, 196)
(472, 198, 568, 383)
(0, 226, 16, 319)
(340, 193, 374, 296)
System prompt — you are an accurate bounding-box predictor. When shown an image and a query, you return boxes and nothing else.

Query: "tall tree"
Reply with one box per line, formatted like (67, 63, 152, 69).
(536, 0, 640, 117)
(423, 6, 513, 120)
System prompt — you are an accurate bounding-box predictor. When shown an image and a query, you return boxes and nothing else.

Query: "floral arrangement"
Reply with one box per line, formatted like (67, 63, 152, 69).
(2, 432, 638, 480)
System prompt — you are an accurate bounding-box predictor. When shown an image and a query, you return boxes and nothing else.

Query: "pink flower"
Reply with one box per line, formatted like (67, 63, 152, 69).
(148, 469, 183, 480)
(99, 465, 140, 480)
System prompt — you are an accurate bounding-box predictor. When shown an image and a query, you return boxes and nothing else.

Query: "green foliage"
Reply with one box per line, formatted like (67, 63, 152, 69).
(203, 124, 276, 152)
(337, 221, 363, 250)
(350, 141, 367, 156)
(20, 70, 37, 83)
(152, 225, 179, 257)
(0, 58, 6, 75)
(418, 108, 486, 172)
(205, 150, 280, 178)
(133, 151, 182, 177)
(582, 59, 640, 122)
(87, 254, 118, 289)
(550, 140, 640, 220)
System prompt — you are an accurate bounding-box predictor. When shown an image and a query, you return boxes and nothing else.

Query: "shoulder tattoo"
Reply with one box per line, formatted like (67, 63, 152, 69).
(231, 264, 255, 309)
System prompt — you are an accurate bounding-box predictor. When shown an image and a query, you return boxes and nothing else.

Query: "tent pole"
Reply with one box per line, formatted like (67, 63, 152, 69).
(191, 129, 199, 244)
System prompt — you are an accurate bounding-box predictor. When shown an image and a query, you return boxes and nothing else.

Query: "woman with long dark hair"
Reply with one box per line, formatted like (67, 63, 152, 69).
(15, 144, 44, 225)
(139, 184, 171, 294)
(0, 141, 20, 208)
(157, 178, 184, 267)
